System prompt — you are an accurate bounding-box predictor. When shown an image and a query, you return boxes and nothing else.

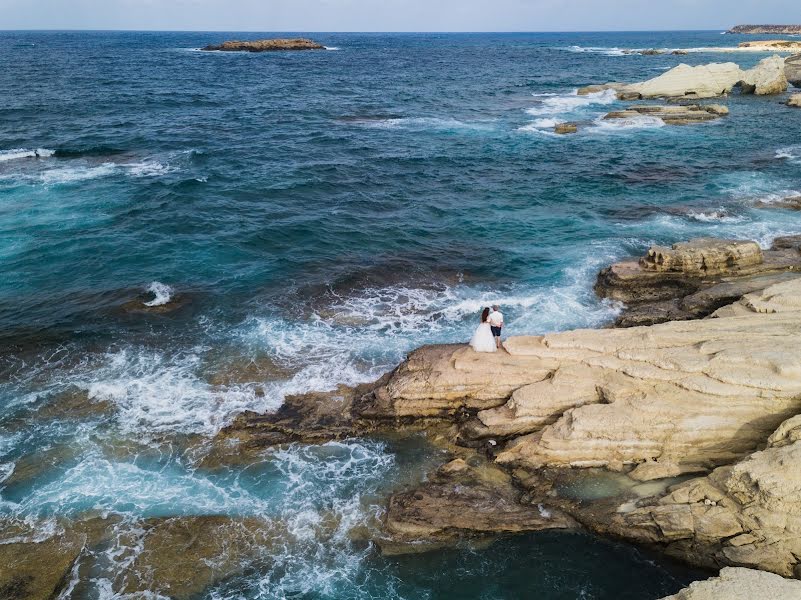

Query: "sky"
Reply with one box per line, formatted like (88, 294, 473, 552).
(0, 0, 799, 32)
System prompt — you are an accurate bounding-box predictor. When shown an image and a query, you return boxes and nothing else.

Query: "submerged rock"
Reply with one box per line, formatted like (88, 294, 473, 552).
(116, 516, 281, 599)
(202, 38, 325, 52)
(381, 457, 576, 554)
(659, 567, 801, 600)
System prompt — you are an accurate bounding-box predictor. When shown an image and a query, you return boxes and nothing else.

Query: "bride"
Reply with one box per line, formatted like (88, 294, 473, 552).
(470, 307, 497, 353)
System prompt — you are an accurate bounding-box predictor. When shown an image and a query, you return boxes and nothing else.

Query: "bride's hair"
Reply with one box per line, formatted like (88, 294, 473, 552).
(481, 307, 490, 323)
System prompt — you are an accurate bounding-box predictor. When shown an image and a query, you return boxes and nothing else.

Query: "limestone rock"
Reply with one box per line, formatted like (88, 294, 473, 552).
(603, 104, 727, 126)
(595, 237, 801, 325)
(470, 280, 801, 479)
(607, 56, 789, 99)
(741, 55, 789, 95)
(786, 54, 801, 88)
(642, 239, 763, 276)
(381, 458, 576, 553)
(554, 123, 578, 134)
(117, 516, 282, 599)
(787, 93, 801, 107)
(738, 40, 801, 51)
(623, 414, 801, 577)
(203, 38, 325, 52)
(659, 567, 801, 600)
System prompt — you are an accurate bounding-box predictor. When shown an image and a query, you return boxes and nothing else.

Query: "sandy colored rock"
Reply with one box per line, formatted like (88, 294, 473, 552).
(595, 237, 801, 325)
(554, 123, 578, 134)
(659, 567, 801, 600)
(603, 104, 727, 126)
(622, 414, 801, 577)
(605, 56, 789, 99)
(788, 93, 801, 107)
(738, 40, 801, 51)
(786, 54, 801, 87)
(491, 280, 801, 478)
(642, 239, 763, 275)
(203, 38, 325, 52)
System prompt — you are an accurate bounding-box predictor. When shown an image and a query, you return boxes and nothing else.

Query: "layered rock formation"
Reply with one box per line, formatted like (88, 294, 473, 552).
(603, 104, 728, 126)
(786, 54, 801, 87)
(595, 237, 801, 326)
(202, 38, 325, 52)
(581, 56, 789, 99)
(621, 414, 801, 577)
(659, 567, 801, 599)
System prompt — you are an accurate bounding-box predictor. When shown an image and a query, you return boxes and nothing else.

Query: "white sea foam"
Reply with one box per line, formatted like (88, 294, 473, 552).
(525, 88, 617, 117)
(0, 148, 54, 162)
(324, 46, 340, 51)
(776, 146, 801, 163)
(359, 116, 495, 132)
(39, 163, 119, 185)
(563, 45, 629, 57)
(0, 462, 14, 483)
(684, 209, 746, 223)
(80, 349, 279, 436)
(143, 281, 174, 307)
(592, 114, 665, 132)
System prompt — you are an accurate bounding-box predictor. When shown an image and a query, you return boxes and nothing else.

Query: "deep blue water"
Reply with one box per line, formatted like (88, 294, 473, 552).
(1, 30, 800, 599)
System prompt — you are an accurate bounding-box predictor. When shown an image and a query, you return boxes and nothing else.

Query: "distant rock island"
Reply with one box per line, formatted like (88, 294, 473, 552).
(727, 25, 801, 34)
(202, 38, 325, 52)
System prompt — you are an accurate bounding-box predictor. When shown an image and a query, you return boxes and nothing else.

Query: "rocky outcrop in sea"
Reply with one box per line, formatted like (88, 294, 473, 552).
(202, 38, 325, 52)
(580, 56, 789, 100)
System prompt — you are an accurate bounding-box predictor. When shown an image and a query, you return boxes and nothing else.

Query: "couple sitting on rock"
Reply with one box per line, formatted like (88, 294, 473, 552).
(470, 305, 504, 352)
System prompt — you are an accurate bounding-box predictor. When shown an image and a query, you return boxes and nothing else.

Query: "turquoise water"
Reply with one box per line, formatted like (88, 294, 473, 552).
(1, 30, 799, 598)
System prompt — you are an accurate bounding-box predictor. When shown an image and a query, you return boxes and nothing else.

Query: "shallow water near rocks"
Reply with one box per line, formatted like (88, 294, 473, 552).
(1, 30, 798, 597)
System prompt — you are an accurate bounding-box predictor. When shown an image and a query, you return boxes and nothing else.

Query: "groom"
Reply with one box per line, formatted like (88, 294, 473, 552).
(488, 305, 504, 349)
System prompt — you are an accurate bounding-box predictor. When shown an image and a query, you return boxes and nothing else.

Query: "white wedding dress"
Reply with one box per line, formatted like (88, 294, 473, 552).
(470, 322, 497, 353)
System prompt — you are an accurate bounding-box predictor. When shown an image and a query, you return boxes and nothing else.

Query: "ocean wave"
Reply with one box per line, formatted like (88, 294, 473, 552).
(683, 209, 746, 223)
(324, 46, 341, 51)
(525, 88, 617, 117)
(776, 146, 801, 164)
(356, 116, 496, 132)
(143, 282, 174, 307)
(563, 45, 630, 57)
(79, 349, 280, 436)
(0, 158, 174, 187)
(0, 148, 55, 162)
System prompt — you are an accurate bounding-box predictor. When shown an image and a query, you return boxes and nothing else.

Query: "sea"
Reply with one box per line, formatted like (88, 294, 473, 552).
(1, 30, 800, 599)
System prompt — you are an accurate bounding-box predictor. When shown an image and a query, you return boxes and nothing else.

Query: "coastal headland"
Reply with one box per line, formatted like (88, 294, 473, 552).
(727, 25, 801, 35)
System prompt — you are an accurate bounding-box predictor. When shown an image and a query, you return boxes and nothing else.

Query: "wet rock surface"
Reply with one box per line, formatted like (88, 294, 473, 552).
(603, 104, 728, 126)
(381, 458, 576, 554)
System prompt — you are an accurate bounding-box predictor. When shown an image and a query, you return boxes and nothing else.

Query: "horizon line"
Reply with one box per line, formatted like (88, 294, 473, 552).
(0, 28, 731, 34)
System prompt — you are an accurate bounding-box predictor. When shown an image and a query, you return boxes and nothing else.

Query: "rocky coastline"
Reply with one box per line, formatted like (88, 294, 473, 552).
(204, 238, 801, 593)
(5, 237, 801, 597)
